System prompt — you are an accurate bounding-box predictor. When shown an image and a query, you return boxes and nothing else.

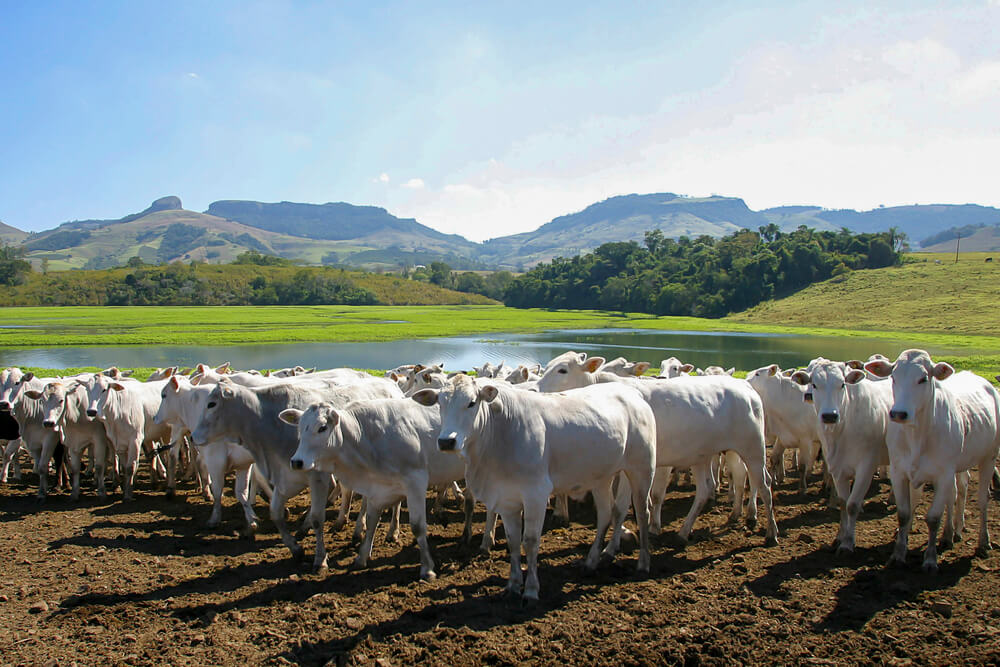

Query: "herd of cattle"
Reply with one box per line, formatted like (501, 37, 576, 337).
(1, 349, 999, 601)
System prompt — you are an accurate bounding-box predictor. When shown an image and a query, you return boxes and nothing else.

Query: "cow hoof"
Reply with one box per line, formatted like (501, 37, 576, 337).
(521, 596, 539, 610)
(619, 530, 638, 555)
(976, 545, 991, 558)
(665, 533, 689, 550)
(836, 545, 854, 557)
(294, 528, 309, 540)
(385, 532, 400, 545)
(550, 515, 569, 529)
(313, 561, 329, 574)
(291, 546, 305, 563)
(939, 539, 954, 552)
(764, 534, 778, 548)
(420, 570, 437, 582)
(886, 555, 907, 569)
(476, 547, 492, 560)
(745, 517, 758, 531)
(921, 561, 939, 574)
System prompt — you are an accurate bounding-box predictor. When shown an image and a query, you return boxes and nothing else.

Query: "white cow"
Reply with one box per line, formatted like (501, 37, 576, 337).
(283, 397, 473, 581)
(0, 369, 63, 499)
(413, 375, 656, 601)
(600, 357, 651, 378)
(27, 381, 113, 500)
(77, 373, 172, 501)
(746, 364, 822, 490)
(866, 350, 1000, 572)
(790, 360, 892, 553)
(658, 357, 693, 379)
(695, 366, 735, 376)
(537, 352, 778, 547)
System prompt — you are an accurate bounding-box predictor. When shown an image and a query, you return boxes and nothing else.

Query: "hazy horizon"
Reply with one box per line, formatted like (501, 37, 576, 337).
(2, 1, 999, 241)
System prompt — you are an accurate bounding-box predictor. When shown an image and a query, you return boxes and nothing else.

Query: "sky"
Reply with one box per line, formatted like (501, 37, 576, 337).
(1, 1, 998, 241)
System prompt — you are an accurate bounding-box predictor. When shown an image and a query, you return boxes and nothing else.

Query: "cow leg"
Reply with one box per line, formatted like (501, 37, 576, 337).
(270, 488, 304, 562)
(385, 501, 401, 544)
(461, 489, 476, 543)
(839, 460, 875, 554)
(122, 439, 142, 501)
(405, 480, 436, 581)
(800, 440, 821, 493)
(522, 495, 548, 601)
(623, 464, 653, 573)
(649, 466, 671, 535)
(68, 446, 83, 501)
(34, 435, 61, 501)
(552, 494, 569, 527)
(976, 459, 995, 557)
(233, 465, 259, 540)
(93, 436, 108, 500)
(726, 452, 749, 526)
(922, 475, 954, 573)
(585, 480, 615, 570)
(204, 445, 227, 528)
(769, 438, 786, 485)
(308, 473, 332, 571)
(676, 461, 713, 544)
(332, 485, 353, 531)
(744, 453, 778, 547)
(353, 497, 384, 570)
(165, 437, 181, 499)
(887, 468, 915, 567)
(951, 470, 969, 542)
(352, 497, 367, 543)
(480, 509, 498, 555)
(500, 505, 524, 597)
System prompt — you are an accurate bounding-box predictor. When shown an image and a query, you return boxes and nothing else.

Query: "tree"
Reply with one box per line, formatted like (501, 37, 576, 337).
(0, 244, 31, 285)
(428, 261, 452, 287)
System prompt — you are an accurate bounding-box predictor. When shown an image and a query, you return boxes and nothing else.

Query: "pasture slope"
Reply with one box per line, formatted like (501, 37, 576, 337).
(2, 468, 999, 665)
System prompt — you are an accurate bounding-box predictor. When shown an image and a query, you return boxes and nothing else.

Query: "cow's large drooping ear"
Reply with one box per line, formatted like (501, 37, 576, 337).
(790, 371, 811, 386)
(632, 362, 651, 376)
(680, 364, 694, 373)
(109, 382, 127, 392)
(584, 356, 606, 373)
(864, 360, 894, 378)
(278, 408, 304, 426)
(24, 390, 43, 400)
(931, 361, 954, 381)
(479, 384, 499, 403)
(169, 375, 181, 390)
(845, 369, 866, 384)
(411, 389, 440, 407)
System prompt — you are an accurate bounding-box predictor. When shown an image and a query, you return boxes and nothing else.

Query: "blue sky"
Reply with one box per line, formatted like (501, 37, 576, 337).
(2, 1, 998, 240)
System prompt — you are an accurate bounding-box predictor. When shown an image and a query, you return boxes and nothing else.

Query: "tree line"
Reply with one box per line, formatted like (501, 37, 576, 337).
(500, 226, 903, 317)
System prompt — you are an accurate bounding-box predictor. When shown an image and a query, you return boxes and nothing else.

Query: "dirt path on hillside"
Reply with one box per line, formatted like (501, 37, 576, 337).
(2, 467, 999, 666)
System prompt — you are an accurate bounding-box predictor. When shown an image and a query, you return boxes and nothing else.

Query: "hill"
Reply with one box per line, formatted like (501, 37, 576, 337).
(0, 220, 28, 244)
(921, 226, 1000, 253)
(729, 252, 1000, 336)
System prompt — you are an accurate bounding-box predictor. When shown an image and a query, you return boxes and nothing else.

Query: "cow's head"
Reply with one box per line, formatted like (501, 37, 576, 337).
(24, 382, 71, 429)
(865, 349, 952, 425)
(791, 360, 866, 428)
(154, 375, 188, 426)
(537, 351, 604, 393)
(0, 368, 34, 412)
(412, 375, 495, 454)
(658, 357, 694, 379)
(282, 402, 339, 471)
(190, 382, 237, 445)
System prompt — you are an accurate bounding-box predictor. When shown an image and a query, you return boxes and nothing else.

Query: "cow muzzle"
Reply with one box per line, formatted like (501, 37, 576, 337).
(820, 412, 839, 425)
(86, 409, 98, 418)
(0, 401, 10, 412)
(438, 436, 457, 452)
(42, 420, 56, 429)
(889, 409, 909, 423)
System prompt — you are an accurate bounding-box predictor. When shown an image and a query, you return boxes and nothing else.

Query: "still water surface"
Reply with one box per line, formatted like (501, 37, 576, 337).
(0, 328, 949, 372)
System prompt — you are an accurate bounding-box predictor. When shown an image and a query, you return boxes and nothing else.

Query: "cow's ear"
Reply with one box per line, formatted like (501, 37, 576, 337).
(781, 368, 794, 377)
(388, 371, 400, 382)
(845, 369, 866, 384)
(189, 373, 204, 385)
(845, 360, 864, 370)
(278, 408, 303, 426)
(584, 356, 606, 373)
(413, 364, 426, 373)
(197, 364, 209, 374)
(162, 367, 174, 378)
(725, 368, 735, 376)
(109, 382, 127, 391)
(169, 375, 181, 390)
(790, 371, 811, 386)
(864, 360, 894, 378)
(216, 362, 231, 374)
(632, 362, 651, 376)
(411, 389, 439, 407)
(24, 390, 43, 400)
(23, 372, 34, 382)
(576, 352, 587, 364)
(516, 367, 529, 382)
(479, 384, 499, 403)
(179, 368, 193, 376)
(320, 404, 341, 427)
(767, 364, 779, 376)
(421, 371, 433, 382)
(220, 385, 235, 399)
(305, 368, 316, 374)
(680, 364, 694, 373)
(931, 362, 954, 381)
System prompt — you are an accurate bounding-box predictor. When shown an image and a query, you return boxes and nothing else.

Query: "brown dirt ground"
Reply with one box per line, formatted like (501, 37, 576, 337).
(1, 464, 999, 666)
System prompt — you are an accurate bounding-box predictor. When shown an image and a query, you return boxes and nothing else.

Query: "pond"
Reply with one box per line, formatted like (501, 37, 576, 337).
(0, 328, 953, 372)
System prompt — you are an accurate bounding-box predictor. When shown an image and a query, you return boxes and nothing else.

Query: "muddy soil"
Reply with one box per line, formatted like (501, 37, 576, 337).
(1, 465, 999, 666)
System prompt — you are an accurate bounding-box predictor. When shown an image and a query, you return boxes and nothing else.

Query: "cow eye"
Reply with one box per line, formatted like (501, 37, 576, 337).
(918, 376, 928, 384)
(207, 401, 217, 408)
(558, 368, 567, 374)
(841, 383, 846, 389)
(811, 383, 817, 389)
(467, 400, 476, 408)
(317, 424, 328, 433)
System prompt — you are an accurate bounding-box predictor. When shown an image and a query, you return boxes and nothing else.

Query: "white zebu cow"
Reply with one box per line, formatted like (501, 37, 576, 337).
(599, 357, 651, 378)
(413, 375, 656, 601)
(746, 364, 822, 490)
(0, 369, 63, 499)
(27, 381, 113, 500)
(283, 397, 474, 581)
(77, 373, 172, 501)
(789, 360, 893, 553)
(695, 366, 735, 377)
(190, 379, 401, 570)
(537, 352, 778, 547)
(154, 375, 270, 534)
(866, 350, 1000, 572)
(657, 357, 693, 379)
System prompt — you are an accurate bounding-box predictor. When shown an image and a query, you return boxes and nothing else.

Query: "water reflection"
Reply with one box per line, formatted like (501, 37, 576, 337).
(0, 328, 951, 372)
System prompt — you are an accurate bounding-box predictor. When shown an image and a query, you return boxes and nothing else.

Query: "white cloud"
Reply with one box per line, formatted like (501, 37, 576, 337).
(186, 72, 199, 79)
(953, 61, 1000, 102)
(373, 172, 390, 183)
(401, 177, 425, 189)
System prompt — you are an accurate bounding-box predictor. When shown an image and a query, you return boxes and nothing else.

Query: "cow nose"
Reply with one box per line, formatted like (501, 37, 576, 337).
(821, 412, 839, 425)
(0, 401, 10, 412)
(889, 410, 908, 423)
(290, 458, 304, 470)
(43, 420, 56, 428)
(803, 392, 813, 404)
(86, 409, 97, 418)
(438, 437, 457, 451)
